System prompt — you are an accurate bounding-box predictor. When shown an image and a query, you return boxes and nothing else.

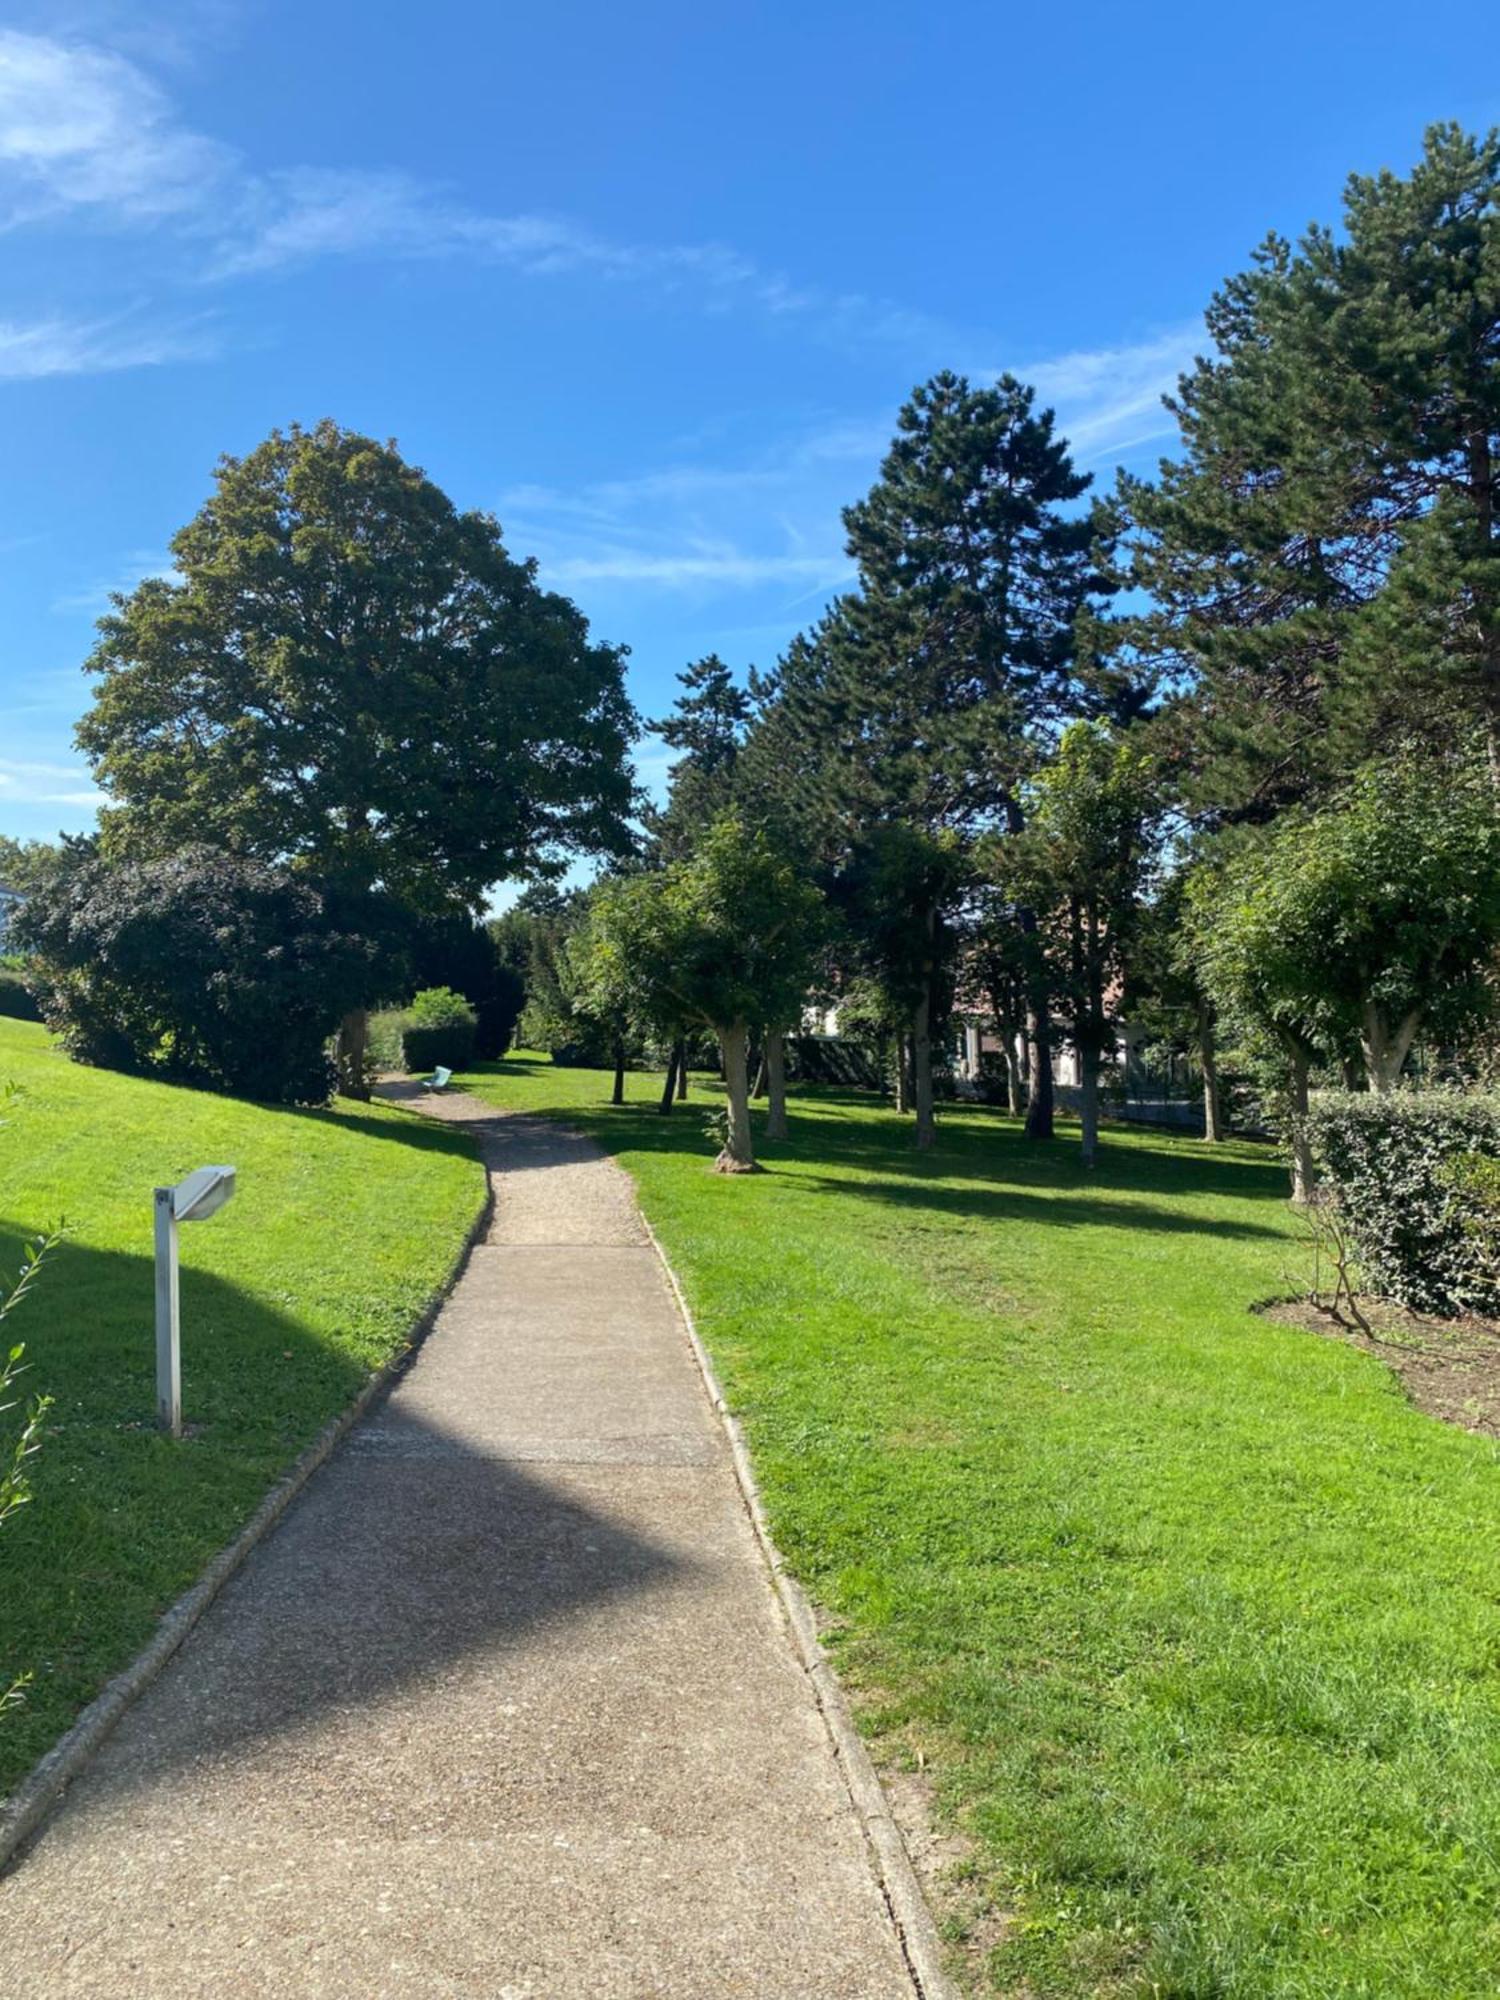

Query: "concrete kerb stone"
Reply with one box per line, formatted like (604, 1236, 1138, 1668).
(0, 1111, 496, 1879)
(634, 1202, 963, 2000)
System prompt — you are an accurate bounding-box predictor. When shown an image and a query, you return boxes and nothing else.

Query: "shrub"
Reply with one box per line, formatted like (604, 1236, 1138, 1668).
(1305, 1091, 1500, 1315)
(0, 960, 39, 1023)
(400, 987, 477, 1073)
(367, 1009, 408, 1072)
(403, 913, 522, 1059)
(549, 1026, 616, 1068)
(15, 848, 376, 1104)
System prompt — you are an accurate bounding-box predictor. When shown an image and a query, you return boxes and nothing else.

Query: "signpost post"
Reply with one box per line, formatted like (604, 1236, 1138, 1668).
(153, 1166, 236, 1437)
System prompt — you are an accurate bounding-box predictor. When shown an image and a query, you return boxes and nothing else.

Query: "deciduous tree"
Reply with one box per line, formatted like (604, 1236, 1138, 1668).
(75, 421, 636, 1094)
(574, 816, 822, 1171)
(1004, 723, 1161, 1166)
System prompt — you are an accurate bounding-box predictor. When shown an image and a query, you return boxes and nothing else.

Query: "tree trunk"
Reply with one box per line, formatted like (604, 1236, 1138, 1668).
(1079, 1045, 1100, 1168)
(752, 1048, 768, 1098)
(1288, 1044, 1314, 1204)
(658, 1044, 679, 1115)
(913, 989, 935, 1150)
(986, 984, 1027, 1117)
(765, 1029, 788, 1141)
(1004, 1041, 1025, 1116)
(1007, 786, 1053, 1142)
(339, 1007, 370, 1100)
(1361, 1003, 1422, 1094)
(611, 1038, 626, 1106)
(1467, 427, 1500, 790)
(894, 1034, 912, 1114)
(677, 1041, 689, 1098)
(1197, 997, 1224, 1142)
(715, 1023, 758, 1172)
(1024, 1000, 1054, 1140)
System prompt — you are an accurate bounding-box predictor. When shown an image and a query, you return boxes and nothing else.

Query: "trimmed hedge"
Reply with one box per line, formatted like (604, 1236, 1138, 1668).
(1306, 1091, 1500, 1316)
(0, 959, 40, 1022)
(400, 986, 477, 1073)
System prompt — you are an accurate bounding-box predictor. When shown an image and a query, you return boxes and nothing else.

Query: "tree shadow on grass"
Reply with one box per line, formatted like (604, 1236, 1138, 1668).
(768, 1166, 1287, 1241)
(0, 1215, 445, 1794)
(465, 1068, 1290, 1214)
(278, 1094, 484, 1162)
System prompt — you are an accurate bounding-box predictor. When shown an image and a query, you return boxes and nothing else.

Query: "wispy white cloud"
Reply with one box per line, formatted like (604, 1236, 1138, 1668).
(52, 548, 176, 613)
(0, 28, 229, 226)
(211, 170, 965, 353)
(545, 548, 851, 591)
(504, 331, 1193, 614)
(13, 1, 247, 73)
(0, 30, 965, 353)
(1004, 323, 1201, 466)
(0, 756, 103, 808)
(0, 311, 215, 380)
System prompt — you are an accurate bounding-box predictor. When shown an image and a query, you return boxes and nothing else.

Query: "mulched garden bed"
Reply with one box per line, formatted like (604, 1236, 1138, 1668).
(1262, 1296, 1500, 1437)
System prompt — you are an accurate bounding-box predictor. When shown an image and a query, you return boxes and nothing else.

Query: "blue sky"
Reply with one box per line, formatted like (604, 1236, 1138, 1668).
(2, 0, 1496, 855)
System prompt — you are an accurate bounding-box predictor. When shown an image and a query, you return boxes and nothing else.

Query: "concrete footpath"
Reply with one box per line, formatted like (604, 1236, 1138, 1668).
(0, 1091, 923, 1998)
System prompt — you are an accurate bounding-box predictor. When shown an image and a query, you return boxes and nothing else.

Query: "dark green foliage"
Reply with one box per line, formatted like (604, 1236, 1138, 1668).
(1307, 1092, 1500, 1314)
(1125, 124, 1500, 815)
(765, 371, 1102, 842)
(400, 987, 478, 1073)
(547, 1024, 617, 1068)
(786, 1035, 884, 1090)
(15, 848, 373, 1104)
(499, 891, 607, 1059)
(404, 911, 522, 1059)
(572, 814, 824, 1166)
(750, 370, 1109, 1145)
(0, 961, 40, 1023)
(645, 654, 751, 858)
(0, 836, 67, 900)
(1196, 756, 1500, 1092)
(76, 420, 636, 906)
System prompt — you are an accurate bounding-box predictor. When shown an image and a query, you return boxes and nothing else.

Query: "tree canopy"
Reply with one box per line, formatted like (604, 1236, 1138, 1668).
(1126, 124, 1500, 817)
(77, 421, 637, 905)
(573, 815, 823, 1170)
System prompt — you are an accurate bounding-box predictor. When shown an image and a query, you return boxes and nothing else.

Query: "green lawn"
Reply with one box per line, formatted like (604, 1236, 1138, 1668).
(460, 1052, 1500, 2000)
(0, 1018, 485, 1795)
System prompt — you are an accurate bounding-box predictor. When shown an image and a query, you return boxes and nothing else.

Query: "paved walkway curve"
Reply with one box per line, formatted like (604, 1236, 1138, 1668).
(0, 1090, 920, 1998)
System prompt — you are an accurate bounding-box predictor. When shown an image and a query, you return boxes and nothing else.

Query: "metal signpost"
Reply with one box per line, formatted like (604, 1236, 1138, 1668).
(153, 1166, 236, 1436)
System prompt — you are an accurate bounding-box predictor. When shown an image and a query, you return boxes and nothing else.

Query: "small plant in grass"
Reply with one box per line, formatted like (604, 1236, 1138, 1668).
(401, 987, 478, 1073)
(1286, 1188, 1371, 1336)
(1, 1230, 59, 1719)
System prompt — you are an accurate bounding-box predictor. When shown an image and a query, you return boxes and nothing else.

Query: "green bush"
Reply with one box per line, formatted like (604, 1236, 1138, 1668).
(0, 960, 40, 1023)
(16, 849, 375, 1104)
(1306, 1091, 1500, 1315)
(367, 1008, 407, 1072)
(400, 987, 477, 1073)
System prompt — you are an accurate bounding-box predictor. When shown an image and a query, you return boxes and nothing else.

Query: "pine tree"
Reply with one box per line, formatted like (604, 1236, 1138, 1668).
(1126, 124, 1500, 816)
(644, 655, 752, 859)
(753, 371, 1103, 1144)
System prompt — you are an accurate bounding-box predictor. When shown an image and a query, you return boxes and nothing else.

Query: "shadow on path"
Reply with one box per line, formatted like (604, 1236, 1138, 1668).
(65, 1401, 688, 1810)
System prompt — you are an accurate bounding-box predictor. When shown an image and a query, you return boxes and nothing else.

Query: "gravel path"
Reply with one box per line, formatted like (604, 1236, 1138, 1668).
(0, 1088, 919, 1998)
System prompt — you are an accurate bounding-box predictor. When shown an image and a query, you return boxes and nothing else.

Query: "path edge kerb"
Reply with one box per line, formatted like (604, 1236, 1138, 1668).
(0, 1118, 496, 1878)
(636, 1205, 962, 2000)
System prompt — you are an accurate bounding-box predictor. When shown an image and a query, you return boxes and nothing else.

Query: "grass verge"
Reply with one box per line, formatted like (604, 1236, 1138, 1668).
(0, 1019, 484, 1795)
(460, 1051, 1500, 2000)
